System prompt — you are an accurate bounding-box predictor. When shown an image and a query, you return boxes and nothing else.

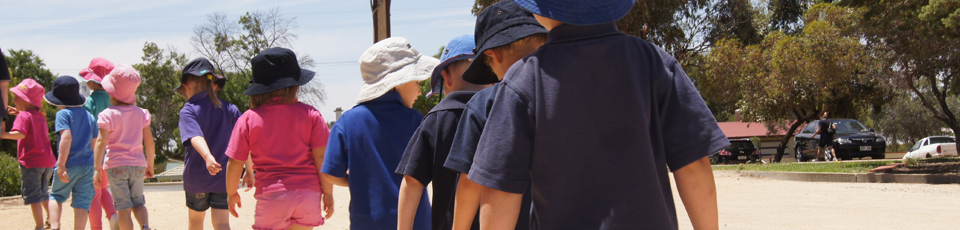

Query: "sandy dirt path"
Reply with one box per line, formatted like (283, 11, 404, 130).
(3, 171, 958, 229)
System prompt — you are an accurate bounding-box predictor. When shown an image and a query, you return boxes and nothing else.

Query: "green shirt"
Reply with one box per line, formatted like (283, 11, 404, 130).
(83, 90, 112, 118)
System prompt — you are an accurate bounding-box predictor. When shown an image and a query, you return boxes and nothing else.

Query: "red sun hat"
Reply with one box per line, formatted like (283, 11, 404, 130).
(102, 64, 142, 104)
(82, 57, 114, 84)
(10, 78, 46, 108)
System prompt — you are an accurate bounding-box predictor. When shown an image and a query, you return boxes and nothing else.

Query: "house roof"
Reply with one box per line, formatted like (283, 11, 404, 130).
(718, 122, 789, 138)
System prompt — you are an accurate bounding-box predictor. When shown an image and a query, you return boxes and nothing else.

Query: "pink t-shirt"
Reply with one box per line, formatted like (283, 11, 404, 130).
(12, 109, 55, 168)
(97, 105, 151, 169)
(226, 102, 330, 196)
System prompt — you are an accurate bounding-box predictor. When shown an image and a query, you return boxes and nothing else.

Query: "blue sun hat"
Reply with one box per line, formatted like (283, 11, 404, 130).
(513, 0, 635, 25)
(427, 35, 476, 97)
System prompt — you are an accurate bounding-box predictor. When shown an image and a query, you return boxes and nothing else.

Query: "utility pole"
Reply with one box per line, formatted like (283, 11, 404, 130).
(371, 0, 392, 43)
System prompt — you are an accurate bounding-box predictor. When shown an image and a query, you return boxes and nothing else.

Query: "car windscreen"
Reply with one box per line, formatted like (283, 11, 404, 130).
(929, 137, 956, 144)
(728, 141, 755, 149)
(832, 120, 871, 133)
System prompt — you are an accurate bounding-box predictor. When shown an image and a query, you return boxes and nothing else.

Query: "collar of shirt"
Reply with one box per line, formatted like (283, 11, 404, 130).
(91, 90, 109, 96)
(547, 22, 622, 44)
(187, 92, 209, 103)
(430, 91, 475, 113)
(363, 90, 404, 105)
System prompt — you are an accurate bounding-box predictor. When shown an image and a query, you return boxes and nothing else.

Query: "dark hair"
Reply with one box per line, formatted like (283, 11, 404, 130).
(250, 86, 299, 109)
(182, 74, 222, 108)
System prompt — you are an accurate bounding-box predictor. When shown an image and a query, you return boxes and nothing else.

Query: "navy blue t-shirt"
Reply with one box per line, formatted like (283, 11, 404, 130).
(818, 119, 833, 146)
(396, 91, 481, 230)
(469, 23, 730, 230)
(322, 91, 431, 230)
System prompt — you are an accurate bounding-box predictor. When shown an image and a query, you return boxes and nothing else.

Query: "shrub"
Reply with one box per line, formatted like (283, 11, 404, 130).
(0, 154, 22, 197)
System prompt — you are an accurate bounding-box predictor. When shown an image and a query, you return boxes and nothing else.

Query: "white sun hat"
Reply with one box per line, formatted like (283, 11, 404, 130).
(356, 37, 440, 104)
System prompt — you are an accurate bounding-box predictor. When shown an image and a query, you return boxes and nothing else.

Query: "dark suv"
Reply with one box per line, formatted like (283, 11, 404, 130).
(710, 138, 761, 164)
(793, 119, 886, 161)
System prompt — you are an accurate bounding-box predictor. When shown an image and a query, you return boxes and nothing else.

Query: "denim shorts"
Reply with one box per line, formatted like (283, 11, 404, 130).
(20, 166, 53, 205)
(185, 191, 228, 211)
(49, 164, 96, 211)
(106, 166, 146, 210)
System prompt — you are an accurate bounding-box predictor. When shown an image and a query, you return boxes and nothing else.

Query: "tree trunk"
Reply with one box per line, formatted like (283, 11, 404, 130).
(774, 120, 806, 163)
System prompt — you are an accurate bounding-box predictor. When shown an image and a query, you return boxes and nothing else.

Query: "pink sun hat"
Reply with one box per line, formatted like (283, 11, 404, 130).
(10, 78, 46, 108)
(81, 57, 114, 84)
(101, 64, 142, 104)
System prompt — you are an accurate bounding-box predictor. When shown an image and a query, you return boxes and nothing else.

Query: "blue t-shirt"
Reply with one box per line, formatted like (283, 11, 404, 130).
(322, 91, 431, 230)
(179, 92, 241, 193)
(54, 107, 99, 167)
(469, 23, 730, 229)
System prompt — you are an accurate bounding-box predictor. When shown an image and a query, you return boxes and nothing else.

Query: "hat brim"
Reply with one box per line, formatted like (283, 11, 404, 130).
(357, 55, 440, 104)
(462, 24, 547, 85)
(11, 87, 43, 108)
(428, 54, 475, 97)
(244, 70, 315, 96)
(514, 0, 634, 25)
(101, 77, 136, 104)
(43, 92, 86, 107)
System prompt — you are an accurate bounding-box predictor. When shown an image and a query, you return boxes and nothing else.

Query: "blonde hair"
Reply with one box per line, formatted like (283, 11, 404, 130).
(180, 74, 223, 108)
(250, 86, 299, 109)
(484, 33, 548, 64)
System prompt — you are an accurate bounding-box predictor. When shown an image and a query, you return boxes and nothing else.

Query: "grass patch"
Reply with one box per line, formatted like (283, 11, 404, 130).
(713, 160, 900, 173)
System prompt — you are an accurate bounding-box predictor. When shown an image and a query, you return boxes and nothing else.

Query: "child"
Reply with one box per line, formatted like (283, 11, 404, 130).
(92, 64, 156, 230)
(175, 58, 244, 230)
(442, 1, 547, 229)
(470, 0, 727, 229)
(2, 79, 56, 230)
(321, 37, 438, 230)
(79, 57, 120, 230)
(44, 76, 100, 230)
(395, 35, 491, 230)
(224, 47, 334, 230)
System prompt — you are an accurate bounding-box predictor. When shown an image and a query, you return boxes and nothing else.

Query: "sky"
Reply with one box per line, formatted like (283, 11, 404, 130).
(0, 0, 477, 121)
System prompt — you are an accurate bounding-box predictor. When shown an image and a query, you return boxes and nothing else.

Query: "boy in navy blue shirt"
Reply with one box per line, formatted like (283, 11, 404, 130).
(470, 1, 728, 229)
(442, 1, 547, 230)
(395, 35, 491, 230)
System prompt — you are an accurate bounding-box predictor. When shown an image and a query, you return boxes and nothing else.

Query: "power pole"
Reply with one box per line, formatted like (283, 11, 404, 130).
(371, 0, 392, 43)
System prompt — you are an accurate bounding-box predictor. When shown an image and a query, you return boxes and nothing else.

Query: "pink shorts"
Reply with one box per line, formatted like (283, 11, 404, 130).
(253, 190, 324, 230)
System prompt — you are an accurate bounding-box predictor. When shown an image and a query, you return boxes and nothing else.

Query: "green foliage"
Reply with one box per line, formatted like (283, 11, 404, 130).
(713, 160, 897, 173)
(0, 154, 21, 196)
(870, 93, 957, 150)
(132, 42, 188, 161)
(4, 49, 60, 158)
(411, 46, 446, 115)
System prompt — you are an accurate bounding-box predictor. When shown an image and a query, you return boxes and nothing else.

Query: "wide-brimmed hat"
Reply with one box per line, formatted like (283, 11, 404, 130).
(514, 0, 634, 25)
(175, 57, 226, 92)
(102, 64, 142, 104)
(245, 48, 314, 96)
(462, 0, 547, 85)
(81, 57, 114, 84)
(11, 78, 45, 108)
(428, 35, 477, 97)
(357, 37, 440, 103)
(44, 76, 86, 107)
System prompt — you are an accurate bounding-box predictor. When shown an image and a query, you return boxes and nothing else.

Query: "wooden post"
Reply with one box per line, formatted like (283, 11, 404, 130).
(371, 0, 392, 43)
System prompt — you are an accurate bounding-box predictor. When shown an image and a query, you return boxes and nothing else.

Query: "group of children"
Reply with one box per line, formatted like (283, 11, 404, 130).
(10, 0, 726, 230)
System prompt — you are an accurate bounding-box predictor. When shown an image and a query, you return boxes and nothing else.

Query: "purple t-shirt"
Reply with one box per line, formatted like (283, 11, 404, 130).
(179, 93, 241, 193)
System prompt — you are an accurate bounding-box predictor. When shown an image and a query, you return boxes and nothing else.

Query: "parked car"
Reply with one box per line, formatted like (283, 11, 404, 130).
(903, 136, 959, 159)
(794, 119, 886, 161)
(710, 138, 762, 164)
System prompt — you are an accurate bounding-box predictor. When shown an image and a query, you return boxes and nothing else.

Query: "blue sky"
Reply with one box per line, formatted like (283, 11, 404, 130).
(0, 0, 477, 120)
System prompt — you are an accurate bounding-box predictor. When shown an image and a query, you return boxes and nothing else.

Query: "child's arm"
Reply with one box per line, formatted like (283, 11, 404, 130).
(323, 173, 349, 187)
(397, 175, 424, 230)
(674, 157, 719, 230)
(92, 128, 109, 188)
(451, 174, 482, 230)
(311, 147, 334, 219)
(478, 186, 524, 230)
(225, 158, 245, 218)
(142, 126, 156, 178)
(0, 130, 25, 140)
(189, 136, 222, 175)
(55, 130, 73, 183)
(241, 155, 254, 191)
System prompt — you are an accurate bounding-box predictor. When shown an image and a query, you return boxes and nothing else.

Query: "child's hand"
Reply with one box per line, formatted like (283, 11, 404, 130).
(322, 193, 334, 219)
(205, 158, 222, 175)
(57, 167, 69, 183)
(241, 171, 255, 192)
(144, 166, 155, 178)
(6, 105, 17, 115)
(228, 193, 242, 217)
(92, 170, 101, 189)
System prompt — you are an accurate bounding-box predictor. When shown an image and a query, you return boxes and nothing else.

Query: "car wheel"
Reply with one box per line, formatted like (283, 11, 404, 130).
(795, 145, 806, 162)
(709, 154, 720, 165)
(926, 153, 932, 159)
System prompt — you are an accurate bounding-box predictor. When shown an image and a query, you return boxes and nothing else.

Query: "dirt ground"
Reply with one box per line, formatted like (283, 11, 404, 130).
(3, 171, 958, 229)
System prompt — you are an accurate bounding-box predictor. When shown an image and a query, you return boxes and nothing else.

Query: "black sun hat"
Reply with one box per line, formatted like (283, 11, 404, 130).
(175, 57, 226, 92)
(44, 75, 87, 107)
(245, 47, 315, 95)
(461, 0, 547, 85)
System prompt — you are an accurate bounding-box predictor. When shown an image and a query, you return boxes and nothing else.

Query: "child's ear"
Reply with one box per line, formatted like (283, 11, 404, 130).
(484, 49, 503, 64)
(440, 68, 454, 89)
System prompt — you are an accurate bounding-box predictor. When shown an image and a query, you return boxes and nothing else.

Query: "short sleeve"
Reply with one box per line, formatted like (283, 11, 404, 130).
(54, 110, 71, 133)
(310, 109, 330, 149)
(468, 84, 535, 194)
(142, 109, 152, 127)
(321, 124, 349, 178)
(225, 114, 250, 161)
(396, 115, 438, 185)
(97, 111, 111, 132)
(657, 62, 729, 171)
(82, 97, 95, 115)
(443, 104, 485, 174)
(11, 112, 31, 134)
(178, 107, 202, 145)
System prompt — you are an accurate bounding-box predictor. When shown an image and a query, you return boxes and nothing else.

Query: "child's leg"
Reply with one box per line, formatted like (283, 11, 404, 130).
(210, 209, 231, 230)
(72, 208, 90, 230)
(188, 209, 206, 230)
(90, 189, 103, 230)
(48, 201, 64, 229)
(30, 202, 45, 228)
(117, 209, 134, 230)
(132, 206, 150, 230)
(106, 166, 135, 230)
(129, 167, 149, 229)
(288, 224, 314, 230)
(71, 166, 96, 230)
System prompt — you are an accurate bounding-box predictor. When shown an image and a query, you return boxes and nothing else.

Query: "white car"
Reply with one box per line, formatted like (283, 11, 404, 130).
(903, 136, 959, 159)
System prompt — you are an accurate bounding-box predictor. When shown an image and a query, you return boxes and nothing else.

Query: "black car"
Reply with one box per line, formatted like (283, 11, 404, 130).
(710, 138, 761, 164)
(794, 119, 886, 161)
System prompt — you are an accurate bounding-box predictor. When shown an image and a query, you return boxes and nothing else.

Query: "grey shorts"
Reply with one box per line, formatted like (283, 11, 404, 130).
(185, 191, 228, 211)
(106, 166, 146, 210)
(20, 166, 53, 205)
